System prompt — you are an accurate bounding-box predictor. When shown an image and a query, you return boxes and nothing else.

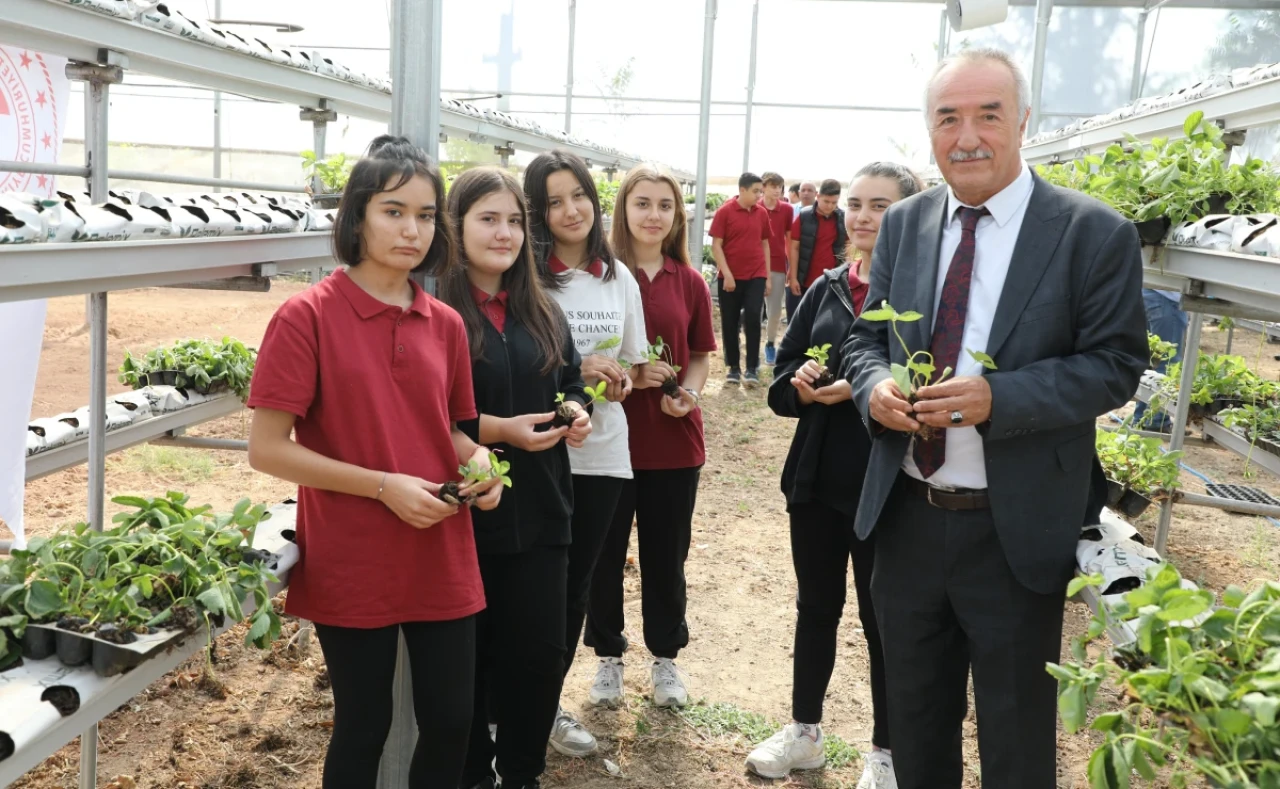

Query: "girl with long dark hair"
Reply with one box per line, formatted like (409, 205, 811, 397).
(523, 150, 649, 757)
(247, 135, 503, 789)
(584, 164, 715, 711)
(437, 166, 592, 789)
(747, 162, 923, 788)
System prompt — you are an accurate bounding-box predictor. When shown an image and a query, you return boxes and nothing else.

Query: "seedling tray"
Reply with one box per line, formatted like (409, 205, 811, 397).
(26, 623, 188, 678)
(1205, 483, 1280, 513)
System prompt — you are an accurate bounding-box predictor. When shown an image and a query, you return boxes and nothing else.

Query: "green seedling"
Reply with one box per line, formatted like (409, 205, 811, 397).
(645, 337, 684, 398)
(440, 451, 513, 506)
(551, 383, 604, 428)
(594, 335, 632, 370)
(805, 344, 836, 388)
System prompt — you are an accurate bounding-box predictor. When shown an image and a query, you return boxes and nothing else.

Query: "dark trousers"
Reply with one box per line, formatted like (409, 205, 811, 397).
(871, 483, 1066, 789)
(563, 474, 626, 678)
(585, 467, 701, 659)
(718, 277, 766, 373)
(788, 500, 889, 748)
(785, 278, 815, 322)
(463, 546, 568, 786)
(313, 617, 476, 789)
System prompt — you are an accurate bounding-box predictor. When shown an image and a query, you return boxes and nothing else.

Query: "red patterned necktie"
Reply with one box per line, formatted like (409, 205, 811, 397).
(913, 205, 988, 480)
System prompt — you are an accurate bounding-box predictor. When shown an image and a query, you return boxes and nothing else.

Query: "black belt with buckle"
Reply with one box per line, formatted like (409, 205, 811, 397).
(901, 475, 990, 511)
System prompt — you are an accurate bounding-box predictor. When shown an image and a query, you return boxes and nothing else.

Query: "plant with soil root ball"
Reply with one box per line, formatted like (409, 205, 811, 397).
(551, 382, 607, 429)
(858, 301, 998, 438)
(643, 337, 684, 399)
(805, 344, 836, 388)
(440, 451, 513, 506)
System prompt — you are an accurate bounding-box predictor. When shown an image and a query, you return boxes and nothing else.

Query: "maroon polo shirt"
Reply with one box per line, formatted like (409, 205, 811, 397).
(792, 209, 841, 288)
(624, 257, 717, 470)
(709, 198, 771, 281)
(470, 283, 509, 333)
(763, 200, 794, 274)
(248, 268, 484, 627)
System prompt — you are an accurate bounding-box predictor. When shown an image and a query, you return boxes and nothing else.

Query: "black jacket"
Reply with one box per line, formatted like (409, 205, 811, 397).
(794, 205, 848, 289)
(768, 264, 870, 519)
(470, 310, 588, 554)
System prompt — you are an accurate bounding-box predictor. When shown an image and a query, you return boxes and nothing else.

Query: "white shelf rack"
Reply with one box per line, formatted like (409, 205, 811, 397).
(1201, 417, 1280, 478)
(0, 233, 331, 304)
(0, 0, 692, 177)
(1145, 246, 1280, 319)
(25, 394, 243, 481)
(1023, 73, 1280, 166)
(0, 503, 297, 786)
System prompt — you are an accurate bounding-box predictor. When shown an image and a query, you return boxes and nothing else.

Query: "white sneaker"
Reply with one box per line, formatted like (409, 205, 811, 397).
(745, 722, 826, 779)
(549, 705, 598, 757)
(588, 657, 624, 707)
(857, 750, 897, 789)
(650, 658, 688, 708)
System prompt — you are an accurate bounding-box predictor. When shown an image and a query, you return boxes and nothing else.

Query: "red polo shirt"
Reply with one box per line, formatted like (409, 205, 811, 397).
(471, 283, 509, 333)
(248, 268, 484, 628)
(709, 198, 771, 281)
(762, 200, 794, 274)
(625, 258, 717, 469)
(792, 209, 841, 288)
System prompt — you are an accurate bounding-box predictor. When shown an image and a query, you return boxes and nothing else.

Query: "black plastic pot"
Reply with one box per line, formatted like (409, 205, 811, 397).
(1133, 216, 1171, 247)
(313, 194, 341, 210)
(1117, 488, 1154, 519)
(55, 630, 92, 667)
(141, 369, 182, 387)
(92, 640, 145, 678)
(21, 626, 56, 660)
(1206, 192, 1231, 215)
(1105, 478, 1125, 508)
(191, 380, 230, 396)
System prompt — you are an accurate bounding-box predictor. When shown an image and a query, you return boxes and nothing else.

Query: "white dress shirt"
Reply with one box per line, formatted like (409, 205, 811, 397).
(903, 162, 1035, 489)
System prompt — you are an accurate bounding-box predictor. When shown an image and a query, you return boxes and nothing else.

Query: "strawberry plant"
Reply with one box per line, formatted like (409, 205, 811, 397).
(1148, 332, 1178, 368)
(301, 149, 353, 194)
(440, 451, 513, 506)
(805, 344, 836, 388)
(644, 337, 683, 399)
(1095, 429, 1183, 497)
(118, 337, 257, 402)
(1051, 565, 1280, 789)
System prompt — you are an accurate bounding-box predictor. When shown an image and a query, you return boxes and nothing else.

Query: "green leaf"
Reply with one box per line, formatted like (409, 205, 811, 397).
(1087, 746, 1112, 789)
(1215, 707, 1252, 736)
(197, 586, 227, 616)
(1067, 573, 1104, 598)
(966, 348, 998, 370)
(232, 498, 250, 518)
(0, 613, 27, 637)
(1156, 588, 1212, 622)
(24, 579, 65, 619)
(890, 364, 913, 398)
(1188, 675, 1229, 703)
(859, 307, 895, 322)
(136, 576, 154, 599)
(1183, 110, 1204, 138)
(1058, 684, 1086, 733)
(1131, 746, 1155, 781)
(1243, 692, 1280, 726)
(1223, 584, 1245, 608)
(1090, 712, 1123, 732)
(896, 311, 923, 322)
(247, 611, 271, 643)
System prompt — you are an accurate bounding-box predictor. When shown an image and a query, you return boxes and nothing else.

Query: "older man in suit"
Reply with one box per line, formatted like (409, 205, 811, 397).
(842, 48, 1147, 788)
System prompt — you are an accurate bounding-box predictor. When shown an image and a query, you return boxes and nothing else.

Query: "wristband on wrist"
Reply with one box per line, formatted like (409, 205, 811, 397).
(375, 471, 388, 500)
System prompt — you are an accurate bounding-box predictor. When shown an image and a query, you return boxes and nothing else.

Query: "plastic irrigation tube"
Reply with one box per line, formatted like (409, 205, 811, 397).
(1107, 411, 1280, 528)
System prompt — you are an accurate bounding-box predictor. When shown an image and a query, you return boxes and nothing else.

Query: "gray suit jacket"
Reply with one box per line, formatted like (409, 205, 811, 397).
(840, 172, 1147, 595)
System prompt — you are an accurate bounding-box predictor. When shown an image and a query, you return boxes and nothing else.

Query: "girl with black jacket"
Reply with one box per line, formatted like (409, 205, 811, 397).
(438, 167, 592, 789)
(747, 163, 923, 788)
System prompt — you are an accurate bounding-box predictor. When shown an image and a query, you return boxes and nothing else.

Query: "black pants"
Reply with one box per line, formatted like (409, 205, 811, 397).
(718, 277, 766, 373)
(871, 483, 1066, 789)
(785, 279, 812, 323)
(464, 546, 569, 786)
(788, 499, 889, 748)
(313, 617, 476, 789)
(563, 474, 626, 679)
(585, 467, 701, 659)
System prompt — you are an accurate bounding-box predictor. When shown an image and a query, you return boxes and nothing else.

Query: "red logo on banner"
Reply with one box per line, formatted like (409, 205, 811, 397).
(0, 49, 60, 194)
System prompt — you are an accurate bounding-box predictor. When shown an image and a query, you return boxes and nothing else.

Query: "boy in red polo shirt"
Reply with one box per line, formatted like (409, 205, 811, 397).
(759, 171, 794, 366)
(709, 172, 772, 388)
(786, 178, 847, 319)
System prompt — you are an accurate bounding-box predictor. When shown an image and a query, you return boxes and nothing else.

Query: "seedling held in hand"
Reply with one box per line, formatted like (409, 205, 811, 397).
(440, 451, 513, 506)
(644, 336, 684, 399)
(551, 383, 603, 428)
(859, 301, 998, 437)
(805, 344, 835, 388)
(595, 335, 632, 370)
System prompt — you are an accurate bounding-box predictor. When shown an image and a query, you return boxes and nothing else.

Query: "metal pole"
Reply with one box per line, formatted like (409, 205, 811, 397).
(381, 3, 439, 785)
(1130, 8, 1149, 102)
(931, 8, 949, 167)
(690, 0, 718, 266)
(742, 0, 759, 173)
(213, 0, 223, 191)
(1028, 0, 1054, 134)
(565, 0, 576, 133)
(1154, 314, 1202, 556)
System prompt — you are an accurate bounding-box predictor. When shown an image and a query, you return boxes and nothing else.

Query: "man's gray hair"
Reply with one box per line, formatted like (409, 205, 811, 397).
(922, 47, 1031, 127)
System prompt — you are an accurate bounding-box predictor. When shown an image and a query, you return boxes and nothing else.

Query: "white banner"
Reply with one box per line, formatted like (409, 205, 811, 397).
(0, 47, 69, 549)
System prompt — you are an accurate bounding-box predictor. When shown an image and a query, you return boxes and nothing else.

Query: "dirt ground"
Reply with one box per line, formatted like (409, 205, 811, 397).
(7, 287, 1278, 789)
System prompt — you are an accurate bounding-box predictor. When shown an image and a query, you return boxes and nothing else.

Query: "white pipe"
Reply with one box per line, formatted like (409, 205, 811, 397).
(565, 0, 576, 133)
(691, 0, 718, 266)
(1028, 0, 1054, 134)
(1130, 8, 1148, 101)
(743, 0, 759, 173)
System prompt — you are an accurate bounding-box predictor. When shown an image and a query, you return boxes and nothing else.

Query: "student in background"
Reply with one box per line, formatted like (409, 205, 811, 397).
(247, 135, 503, 789)
(797, 180, 818, 211)
(439, 167, 593, 789)
(586, 164, 715, 712)
(786, 178, 847, 319)
(760, 171, 795, 366)
(788, 183, 802, 206)
(749, 162, 921, 788)
(523, 150, 649, 758)
(709, 172, 772, 388)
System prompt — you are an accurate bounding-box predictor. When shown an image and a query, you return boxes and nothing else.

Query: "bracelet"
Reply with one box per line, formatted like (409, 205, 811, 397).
(375, 471, 387, 500)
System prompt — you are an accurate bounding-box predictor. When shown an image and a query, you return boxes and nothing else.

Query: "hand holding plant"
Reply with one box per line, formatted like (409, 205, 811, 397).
(644, 337, 684, 399)
(502, 412, 567, 452)
(440, 450, 511, 510)
(660, 387, 697, 419)
(379, 474, 460, 529)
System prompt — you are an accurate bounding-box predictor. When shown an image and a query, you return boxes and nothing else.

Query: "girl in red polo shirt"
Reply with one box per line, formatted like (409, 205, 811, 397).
(247, 136, 502, 789)
(523, 150, 649, 757)
(585, 164, 716, 710)
(437, 167, 592, 789)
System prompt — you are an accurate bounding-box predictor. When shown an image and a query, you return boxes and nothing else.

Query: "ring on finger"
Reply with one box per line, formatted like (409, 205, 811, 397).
(950, 410, 964, 425)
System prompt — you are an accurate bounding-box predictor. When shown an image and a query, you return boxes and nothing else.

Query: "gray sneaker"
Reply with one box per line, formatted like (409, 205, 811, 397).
(549, 705, 598, 757)
(588, 657, 624, 707)
(725, 369, 741, 386)
(744, 370, 760, 389)
(651, 658, 689, 708)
